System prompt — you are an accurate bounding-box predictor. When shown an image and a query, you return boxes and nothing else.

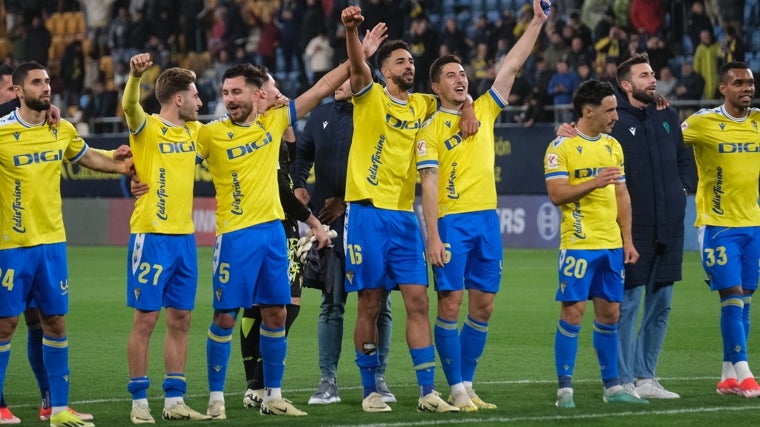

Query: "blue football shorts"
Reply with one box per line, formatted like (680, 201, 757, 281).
(0, 243, 68, 317)
(127, 233, 198, 311)
(212, 220, 291, 310)
(555, 248, 624, 303)
(698, 225, 760, 292)
(433, 210, 502, 293)
(344, 202, 427, 292)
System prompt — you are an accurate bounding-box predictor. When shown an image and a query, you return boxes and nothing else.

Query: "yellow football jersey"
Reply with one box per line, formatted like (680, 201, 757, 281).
(126, 108, 201, 234)
(197, 106, 292, 234)
(0, 112, 86, 249)
(345, 82, 437, 211)
(415, 89, 506, 216)
(544, 133, 625, 249)
(681, 106, 760, 227)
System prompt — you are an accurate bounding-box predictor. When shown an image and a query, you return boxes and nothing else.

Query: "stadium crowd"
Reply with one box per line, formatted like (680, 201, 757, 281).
(0, 0, 753, 131)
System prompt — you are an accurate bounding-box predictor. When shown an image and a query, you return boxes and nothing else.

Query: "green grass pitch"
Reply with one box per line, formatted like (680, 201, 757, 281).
(3, 247, 760, 425)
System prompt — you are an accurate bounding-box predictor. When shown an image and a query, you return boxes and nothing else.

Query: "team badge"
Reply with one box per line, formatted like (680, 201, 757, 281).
(215, 287, 223, 302)
(134, 287, 141, 301)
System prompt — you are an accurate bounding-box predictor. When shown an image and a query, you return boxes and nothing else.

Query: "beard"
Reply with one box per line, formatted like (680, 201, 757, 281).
(227, 103, 253, 123)
(26, 97, 50, 112)
(390, 74, 413, 92)
(631, 85, 656, 105)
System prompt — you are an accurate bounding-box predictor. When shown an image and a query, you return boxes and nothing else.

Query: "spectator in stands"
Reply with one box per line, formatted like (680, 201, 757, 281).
(721, 25, 745, 64)
(644, 35, 672, 77)
(567, 10, 593, 50)
(179, 0, 207, 53)
(208, 3, 229, 57)
(79, 0, 116, 58)
(528, 55, 554, 106)
(408, 14, 437, 93)
(656, 65, 678, 99)
(468, 42, 495, 97)
(304, 28, 335, 86)
(23, 15, 51, 66)
(548, 56, 580, 122)
(514, 91, 547, 127)
(257, 14, 280, 74)
(278, 0, 308, 83)
(300, 0, 326, 60)
(544, 31, 570, 72)
(591, 7, 615, 42)
(595, 26, 629, 74)
(686, 1, 713, 54)
(576, 62, 598, 82)
(693, 29, 720, 99)
(108, 6, 134, 68)
(60, 40, 85, 108)
(675, 60, 705, 117)
(469, 13, 494, 51)
(438, 17, 467, 62)
(565, 35, 594, 74)
(630, 0, 664, 37)
(581, 0, 609, 35)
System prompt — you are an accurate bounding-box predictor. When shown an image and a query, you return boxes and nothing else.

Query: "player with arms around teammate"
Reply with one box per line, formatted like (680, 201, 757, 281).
(544, 79, 648, 409)
(0, 61, 133, 427)
(122, 53, 209, 424)
(680, 61, 760, 398)
(416, 0, 548, 412)
(340, 5, 479, 413)
(200, 23, 387, 418)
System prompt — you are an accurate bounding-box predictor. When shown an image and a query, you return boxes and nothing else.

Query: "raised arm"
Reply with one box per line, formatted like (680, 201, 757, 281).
(492, 0, 548, 100)
(342, 6, 372, 93)
(123, 53, 152, 132)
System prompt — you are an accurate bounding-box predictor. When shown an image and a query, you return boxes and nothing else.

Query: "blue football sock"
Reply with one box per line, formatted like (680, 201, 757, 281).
(721, 295, 747, 363)
(355, 350, 379, 397)
(410, 346, 436, 396)
(260, 325, 286, 389)
(593, 320, 619, 387)
(434, 317, 461, 386)
(162, 373, 187, 398)
(206, 323, 233, 392)
(127, 376, 150, 400)
(0, 341, 9, 399)
(743, 295, 752, 340)
(27, 323, 49, 404)
(42, 335, 69, 408)
(555, 319, 580, 382)
(460, 316, 488, 383)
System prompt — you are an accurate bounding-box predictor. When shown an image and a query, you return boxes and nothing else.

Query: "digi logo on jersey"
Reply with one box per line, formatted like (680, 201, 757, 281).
(717, 142, 760, 153)
(573, 167, 608, 179)
(226, 132, 273, 159)
(12, 180, 24, 233)
(158, 141, 196, 154)
(444, 132, 464, 150)
(13, 149, 63, 166)
(385, 114, 421, 131)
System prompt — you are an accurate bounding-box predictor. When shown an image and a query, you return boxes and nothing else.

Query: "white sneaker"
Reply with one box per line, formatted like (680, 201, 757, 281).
(308, 378, 341, 405)
(417, 391, 460, 413)
(362, 392, 391, 412)
(260, 397, 307, 416)
(243, 389, 264, 409)
(206, 400, 226, 419)
(130, 403, 155, 424)
(635, 378, 680, 399)
(621, 382, 641, 398)
(375, 377, 396, 403)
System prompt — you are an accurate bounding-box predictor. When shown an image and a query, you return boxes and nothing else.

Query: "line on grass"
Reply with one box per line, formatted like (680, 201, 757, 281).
(326, 405, 760, 427)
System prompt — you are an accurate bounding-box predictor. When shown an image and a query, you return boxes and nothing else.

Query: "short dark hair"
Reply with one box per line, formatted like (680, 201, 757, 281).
(616, 53, 650, 86)
(0, 64, 13, 77)
(719, 61, 751, 83)
(573, 79, 615, 117)
(429, 54, 462, 83)
(155, 67, 196, 104)
(12, 61, 45, 86)
(222, 63, 269, 89)
(375, 40, 410, 70)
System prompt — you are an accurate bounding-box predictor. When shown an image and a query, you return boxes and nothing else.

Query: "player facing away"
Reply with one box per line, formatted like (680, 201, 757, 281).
(122, 53, 211, 424)
(0, 61, 133, 427)
(544, 79, 649, 409)
(416, 0, 549, 412)
(680, 61, 760, 398)
(200, 23, 386, 417)
(340, 5, 478, 413)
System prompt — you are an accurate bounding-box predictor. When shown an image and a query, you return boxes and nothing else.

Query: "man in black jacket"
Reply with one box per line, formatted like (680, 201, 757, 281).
(559, 53, 695, 400)
(612, 53, 695, 399)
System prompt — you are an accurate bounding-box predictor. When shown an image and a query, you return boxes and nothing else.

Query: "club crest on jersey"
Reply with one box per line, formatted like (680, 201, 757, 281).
(663, 122, 670, 134)
(606, 145, 612, 156)
(628, 127, 636, 136)
(52, 128, 58, 139)
(753, 121, 758, 132)
(215, 287, 223, 302)
(134, 287, 141, 301)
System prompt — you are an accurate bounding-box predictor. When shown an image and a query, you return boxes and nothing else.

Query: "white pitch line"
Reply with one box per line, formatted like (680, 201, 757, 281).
(327, 405, 760, 427)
